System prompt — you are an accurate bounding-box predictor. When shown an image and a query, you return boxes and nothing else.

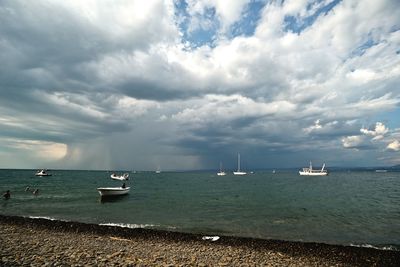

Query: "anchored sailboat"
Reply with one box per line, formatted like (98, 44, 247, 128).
(217, 162, 226, 176)
(233, 153, 247, 175)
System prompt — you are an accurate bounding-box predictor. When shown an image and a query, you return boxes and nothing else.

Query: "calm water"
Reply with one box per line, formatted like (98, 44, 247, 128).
(1, 169, 399, 249)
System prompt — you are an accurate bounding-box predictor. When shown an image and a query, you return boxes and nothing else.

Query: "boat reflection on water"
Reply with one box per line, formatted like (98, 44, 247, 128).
(99, 194, 129, 203)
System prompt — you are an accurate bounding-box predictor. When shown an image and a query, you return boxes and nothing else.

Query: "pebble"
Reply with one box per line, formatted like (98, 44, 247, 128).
(1, 215, 399, 266)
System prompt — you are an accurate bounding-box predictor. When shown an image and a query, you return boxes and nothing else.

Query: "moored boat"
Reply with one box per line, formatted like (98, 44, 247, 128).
(97, 186, 130, 197)
(233, 153, 247, 175)
(217, 162, 226, 176)
(110, 173, 129, 181)
(35, 169, 52, 176)
(299, 162, 328, 176)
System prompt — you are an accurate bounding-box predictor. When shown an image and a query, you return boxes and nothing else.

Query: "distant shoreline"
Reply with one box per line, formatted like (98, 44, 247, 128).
(1, 214, 399, 266)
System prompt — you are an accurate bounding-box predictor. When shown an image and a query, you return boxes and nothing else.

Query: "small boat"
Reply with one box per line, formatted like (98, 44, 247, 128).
(202, 236, 220, 241)
(217, 162, 226, 176)
(35, 169, 52, 176)
(375, 169, 388, 173)
(299, 162, 328, 176)
(233, 153, 247, 175)
(97, 186, 130, 197)
(155, 166, 161, 173)
(110, 173, 129, 181)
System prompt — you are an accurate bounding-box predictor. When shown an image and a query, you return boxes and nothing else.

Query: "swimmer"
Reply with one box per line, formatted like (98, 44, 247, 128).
(3, 190, 10, 200)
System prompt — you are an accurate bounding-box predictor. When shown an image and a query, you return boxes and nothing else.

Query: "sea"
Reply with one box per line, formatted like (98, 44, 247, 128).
(1, 169, 399, 250)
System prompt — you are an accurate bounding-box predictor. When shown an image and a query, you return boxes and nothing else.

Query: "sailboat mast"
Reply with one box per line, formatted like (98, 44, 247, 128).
(238, 153, 241, 171)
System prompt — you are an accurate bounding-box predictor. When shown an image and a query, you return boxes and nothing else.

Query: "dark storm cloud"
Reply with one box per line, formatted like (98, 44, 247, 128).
(119, 79, 196, 101)
(0, 0, 399, 169)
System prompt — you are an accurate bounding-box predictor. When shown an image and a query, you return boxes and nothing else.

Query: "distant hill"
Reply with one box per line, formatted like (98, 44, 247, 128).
(391, 164, 400, 169)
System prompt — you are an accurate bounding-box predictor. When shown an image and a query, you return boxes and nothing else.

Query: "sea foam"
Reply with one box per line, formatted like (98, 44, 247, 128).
(350, 243, 399, 251)
(27, 216, 58, 221)
(99, 222, 159, 229)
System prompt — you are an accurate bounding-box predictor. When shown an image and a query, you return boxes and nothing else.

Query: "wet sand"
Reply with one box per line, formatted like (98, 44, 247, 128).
(1, 215, 399, 266)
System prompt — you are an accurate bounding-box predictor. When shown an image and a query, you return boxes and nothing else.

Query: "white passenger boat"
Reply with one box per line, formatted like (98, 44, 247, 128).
(233, 153, 247, 175)
(97, 186, 130, 196)
(35, 169, 52, 176)
(299, 162, 328, 176)
(110, 173, 129, 181)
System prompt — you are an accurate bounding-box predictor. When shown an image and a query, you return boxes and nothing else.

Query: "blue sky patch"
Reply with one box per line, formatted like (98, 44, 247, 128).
(174, 0, 266, 47)
(284, 0, 341, 34)
(231, 0, 266, 38)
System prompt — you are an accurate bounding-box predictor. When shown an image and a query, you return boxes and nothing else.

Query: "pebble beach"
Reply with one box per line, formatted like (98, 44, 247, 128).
(1, 215, 399, 266)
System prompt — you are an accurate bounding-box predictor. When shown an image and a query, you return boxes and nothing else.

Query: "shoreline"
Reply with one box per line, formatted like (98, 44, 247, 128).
(1, 215, 399, 266)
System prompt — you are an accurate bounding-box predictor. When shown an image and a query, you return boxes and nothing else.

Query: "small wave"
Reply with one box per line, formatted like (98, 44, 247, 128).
(350, 243, 399, 251)
(27, 216, 58, 221)
(99, 223, 159, 229)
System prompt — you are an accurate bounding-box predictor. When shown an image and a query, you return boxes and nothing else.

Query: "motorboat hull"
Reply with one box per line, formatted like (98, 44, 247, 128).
(35, 170, 52, 176)
(97, 187, 130, 196)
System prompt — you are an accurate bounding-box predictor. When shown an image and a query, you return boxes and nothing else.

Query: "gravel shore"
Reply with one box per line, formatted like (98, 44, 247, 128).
(1, 215, 399, 266)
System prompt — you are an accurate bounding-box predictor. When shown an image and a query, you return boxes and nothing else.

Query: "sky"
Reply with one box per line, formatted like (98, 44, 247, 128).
(0, 0, 399, 171)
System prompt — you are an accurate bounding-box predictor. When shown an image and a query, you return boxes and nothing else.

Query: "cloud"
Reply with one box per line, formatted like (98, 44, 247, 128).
(342, 122, 400, 168)
(0, 0, 399, 169)
(184, 0, 251, 34)
(360, 122, 389, 140)
(387, 140, 400, 152)
(342, 135, 370, 150)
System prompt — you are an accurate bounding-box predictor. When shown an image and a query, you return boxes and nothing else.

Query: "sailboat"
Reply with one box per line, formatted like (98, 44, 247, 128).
(217, 162, 226, 176)
(155, 166, 161, 174)
(233, 153, 247, 175)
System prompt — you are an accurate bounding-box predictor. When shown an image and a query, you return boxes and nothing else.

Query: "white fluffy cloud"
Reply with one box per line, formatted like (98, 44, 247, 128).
(360, 122, 389, 140)
(342, 122, 400, 166)
(387, 140, 400, 152)
(342, 135, 366, 149)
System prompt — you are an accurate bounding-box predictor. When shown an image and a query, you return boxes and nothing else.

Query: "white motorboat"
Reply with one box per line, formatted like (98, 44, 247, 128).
(110, 173, 129, 181)
(233, 153, 247, 175)
(35, 169, 52, 176)
(217, 162, 226, 176)
(299, 162, 328, 176)
(97, 186, 130, 197)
